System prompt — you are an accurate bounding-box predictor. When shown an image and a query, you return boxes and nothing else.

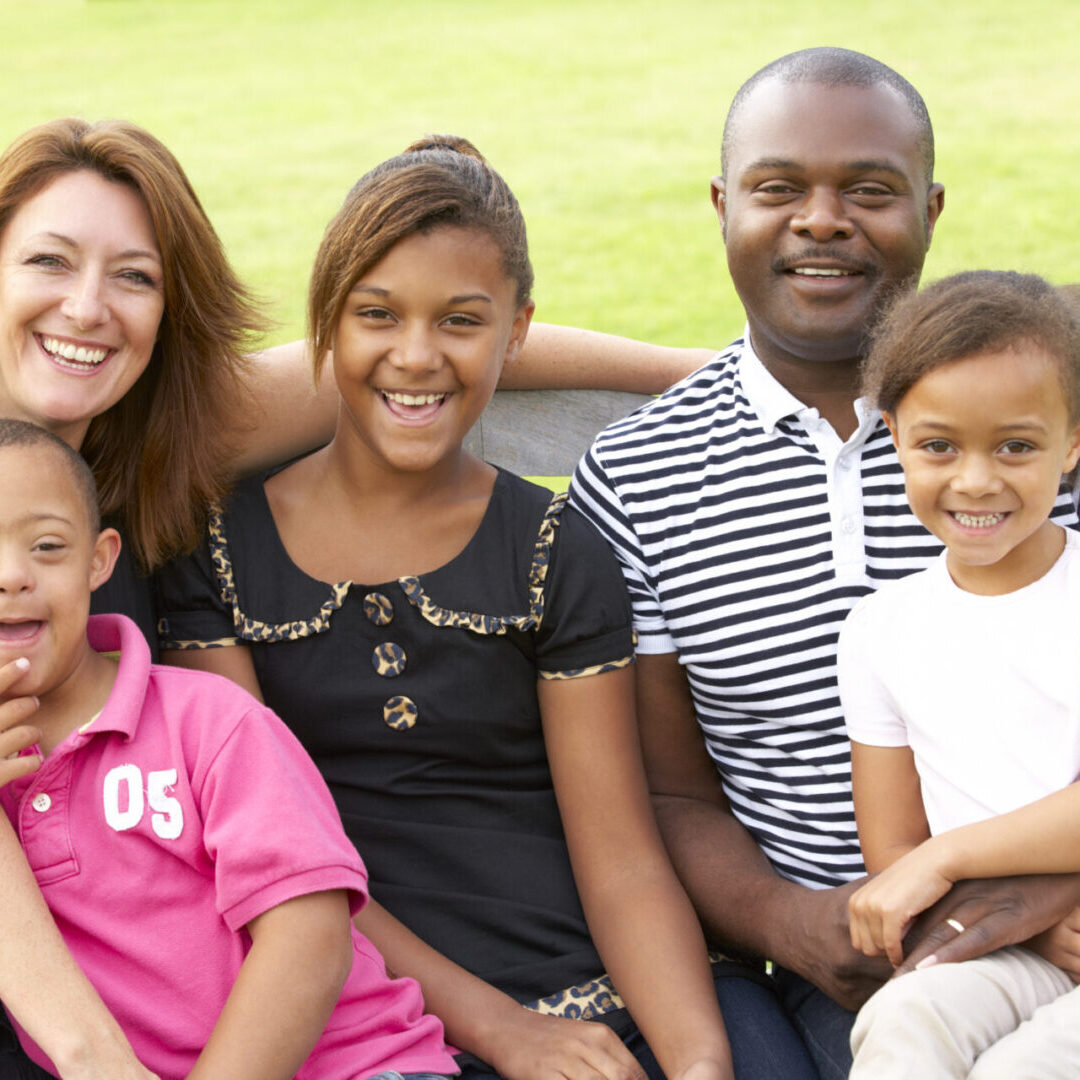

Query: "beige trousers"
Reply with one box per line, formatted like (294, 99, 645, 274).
(849, 946, 1078, 1079)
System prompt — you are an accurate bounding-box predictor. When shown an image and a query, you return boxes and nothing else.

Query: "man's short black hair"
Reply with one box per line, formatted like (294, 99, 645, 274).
(0, 419, 102, 534)
(721, 47, 935, 184)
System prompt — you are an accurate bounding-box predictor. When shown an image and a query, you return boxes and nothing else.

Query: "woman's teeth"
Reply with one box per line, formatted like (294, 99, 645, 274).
(382, 391, 446, 406)
(41, 336, 109, 369)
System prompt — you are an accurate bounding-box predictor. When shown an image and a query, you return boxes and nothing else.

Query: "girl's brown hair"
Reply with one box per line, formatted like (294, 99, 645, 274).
(863, 270, 1080, 422)
(308, 135, 532, 377)
(0, 118, 264, 569)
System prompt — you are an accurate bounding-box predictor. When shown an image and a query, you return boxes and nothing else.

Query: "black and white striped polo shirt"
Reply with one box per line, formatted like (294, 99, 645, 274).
(570, 336, 1079, 889)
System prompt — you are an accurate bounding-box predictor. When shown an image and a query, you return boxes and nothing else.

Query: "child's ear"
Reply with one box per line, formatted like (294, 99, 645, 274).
(88, 528, 122, 592)
(882, 411, 901, 451)
(1064, 422, 1080, 475)
(502, 300, 535, 368)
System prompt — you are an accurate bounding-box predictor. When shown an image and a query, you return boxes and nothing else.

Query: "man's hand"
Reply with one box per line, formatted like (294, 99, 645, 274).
(770, 877, 892, 1010)
(896, 874, 1080, 975)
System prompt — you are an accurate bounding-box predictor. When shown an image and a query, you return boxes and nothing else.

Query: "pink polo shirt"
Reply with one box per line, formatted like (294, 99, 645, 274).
(0, 614, 454, 1080)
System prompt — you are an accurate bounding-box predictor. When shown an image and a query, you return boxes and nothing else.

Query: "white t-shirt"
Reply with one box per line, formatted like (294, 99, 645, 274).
(839, 529, 1080, 835)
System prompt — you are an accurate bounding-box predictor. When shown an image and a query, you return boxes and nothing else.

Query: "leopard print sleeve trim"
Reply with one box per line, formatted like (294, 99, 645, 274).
(158, 635, 242, 651)
(538, 654, 636, 680)
(399, 491, 568, 636)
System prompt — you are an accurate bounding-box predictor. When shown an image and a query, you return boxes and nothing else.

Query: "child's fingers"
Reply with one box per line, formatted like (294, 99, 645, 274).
(849, 908, 884, 959)
(884, 917, 909, 967)
(849, 890, 879, 957)
(0, 657, 32, 697)
(0, 711, 41, 788)
(0, 713, 38, 749)
(0, 743, 41, 787)
(0, 694, 39, 733)
(0, 664, 42, 788)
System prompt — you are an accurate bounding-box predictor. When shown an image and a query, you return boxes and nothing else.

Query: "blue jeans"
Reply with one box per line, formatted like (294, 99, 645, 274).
(365, 1073, 457, 1080)
(773, 966, 857, 1080)
(454, 962, 819, 1080)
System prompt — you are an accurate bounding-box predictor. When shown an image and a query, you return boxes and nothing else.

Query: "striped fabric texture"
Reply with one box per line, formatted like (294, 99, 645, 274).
(570, 337, 1079, 888)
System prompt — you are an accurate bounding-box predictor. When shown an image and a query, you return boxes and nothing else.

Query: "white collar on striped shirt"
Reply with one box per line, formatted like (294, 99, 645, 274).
(736, 327, 877, 438)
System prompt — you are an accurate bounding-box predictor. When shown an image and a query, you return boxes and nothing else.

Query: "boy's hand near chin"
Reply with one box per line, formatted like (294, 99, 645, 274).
(0, 658, 41, 786)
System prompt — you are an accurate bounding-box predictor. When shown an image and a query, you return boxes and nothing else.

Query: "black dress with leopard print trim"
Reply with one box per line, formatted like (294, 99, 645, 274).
(156, 465, 635, 1006)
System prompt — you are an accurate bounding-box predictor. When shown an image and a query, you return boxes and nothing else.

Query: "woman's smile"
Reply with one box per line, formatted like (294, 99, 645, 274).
(0, 170, 164, 448)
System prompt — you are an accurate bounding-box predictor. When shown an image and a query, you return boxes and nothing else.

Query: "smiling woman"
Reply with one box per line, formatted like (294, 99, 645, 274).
(0, 171, 165, 450)
(0, 120, 264, 581)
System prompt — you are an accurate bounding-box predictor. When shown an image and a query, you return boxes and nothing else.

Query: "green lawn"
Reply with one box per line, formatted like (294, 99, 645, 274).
(1, 0, 1077, 351)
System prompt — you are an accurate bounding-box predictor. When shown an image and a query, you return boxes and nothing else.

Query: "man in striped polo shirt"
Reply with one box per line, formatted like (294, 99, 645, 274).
(570, 47, 1080, 1079)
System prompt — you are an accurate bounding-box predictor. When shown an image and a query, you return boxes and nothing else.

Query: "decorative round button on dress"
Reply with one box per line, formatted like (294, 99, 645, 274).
(31, 793, 51, 812)
(383, 696, 418, 731)
(363, 592, 394, 627)
(372, 641, 407, 677)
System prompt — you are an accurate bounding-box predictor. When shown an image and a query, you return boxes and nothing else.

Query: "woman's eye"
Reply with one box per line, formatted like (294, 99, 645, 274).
(921, 439, 953, 455)
(26, 253, 64, 269)
(358, 307, 393, 321)
(119, 269, 158, 287)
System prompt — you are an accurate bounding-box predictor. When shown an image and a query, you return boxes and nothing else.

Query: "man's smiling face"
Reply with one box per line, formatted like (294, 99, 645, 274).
(714, 78, 944, 371)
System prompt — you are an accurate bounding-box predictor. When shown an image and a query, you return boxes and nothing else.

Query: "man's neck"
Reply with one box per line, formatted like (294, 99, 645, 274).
(750, 336, 864, 441)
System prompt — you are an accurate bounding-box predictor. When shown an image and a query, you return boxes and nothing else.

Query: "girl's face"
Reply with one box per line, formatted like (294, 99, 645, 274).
(332, 226, 532, 476)
(885, 345, 1080, 595)
(0, 170, 165, 450)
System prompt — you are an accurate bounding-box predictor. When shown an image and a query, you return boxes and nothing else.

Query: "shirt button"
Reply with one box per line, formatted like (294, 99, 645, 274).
(838, 458, 852, 471)
(372, 642, 407, 678)
(31, 793, 51, 813)
(841, 517, 857, 535)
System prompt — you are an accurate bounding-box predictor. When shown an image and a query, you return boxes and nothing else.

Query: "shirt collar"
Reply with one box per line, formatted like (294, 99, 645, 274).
(78, 613, 151, 741)
(736, 326, 880, 438)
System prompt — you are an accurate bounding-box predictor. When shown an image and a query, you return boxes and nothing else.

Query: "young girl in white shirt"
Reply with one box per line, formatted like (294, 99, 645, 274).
(838, 271, 1080, 1079)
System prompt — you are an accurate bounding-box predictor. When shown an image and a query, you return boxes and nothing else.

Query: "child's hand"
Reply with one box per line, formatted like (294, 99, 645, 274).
(0, 658, 41, 787)
(1028, 904, 1080, 983)
(487, 1008, 647, 1080)
(848, 843, 955, 966)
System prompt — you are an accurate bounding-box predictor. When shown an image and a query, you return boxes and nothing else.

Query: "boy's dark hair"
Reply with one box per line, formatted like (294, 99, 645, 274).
(863, 270, 1080, 422)
(0, 420, 102, 533)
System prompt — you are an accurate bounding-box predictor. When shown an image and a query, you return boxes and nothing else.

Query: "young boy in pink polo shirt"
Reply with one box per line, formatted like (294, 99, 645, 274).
(0, 418, 457, 1080)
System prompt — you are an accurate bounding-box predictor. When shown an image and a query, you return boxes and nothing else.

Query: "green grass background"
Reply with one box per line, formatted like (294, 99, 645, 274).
(1, 0, 1076, 351)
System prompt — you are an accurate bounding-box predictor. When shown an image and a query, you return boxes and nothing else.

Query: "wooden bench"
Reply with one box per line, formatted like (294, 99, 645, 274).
(463, 388, 652, 479)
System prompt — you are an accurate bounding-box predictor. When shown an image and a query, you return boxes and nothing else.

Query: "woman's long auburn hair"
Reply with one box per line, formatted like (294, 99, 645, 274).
(0, 118, 264, 569)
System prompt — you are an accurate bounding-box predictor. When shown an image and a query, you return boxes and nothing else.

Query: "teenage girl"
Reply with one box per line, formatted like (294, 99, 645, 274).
(158, 137, 821, 1080)
(836, 271, 1080, 1078)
